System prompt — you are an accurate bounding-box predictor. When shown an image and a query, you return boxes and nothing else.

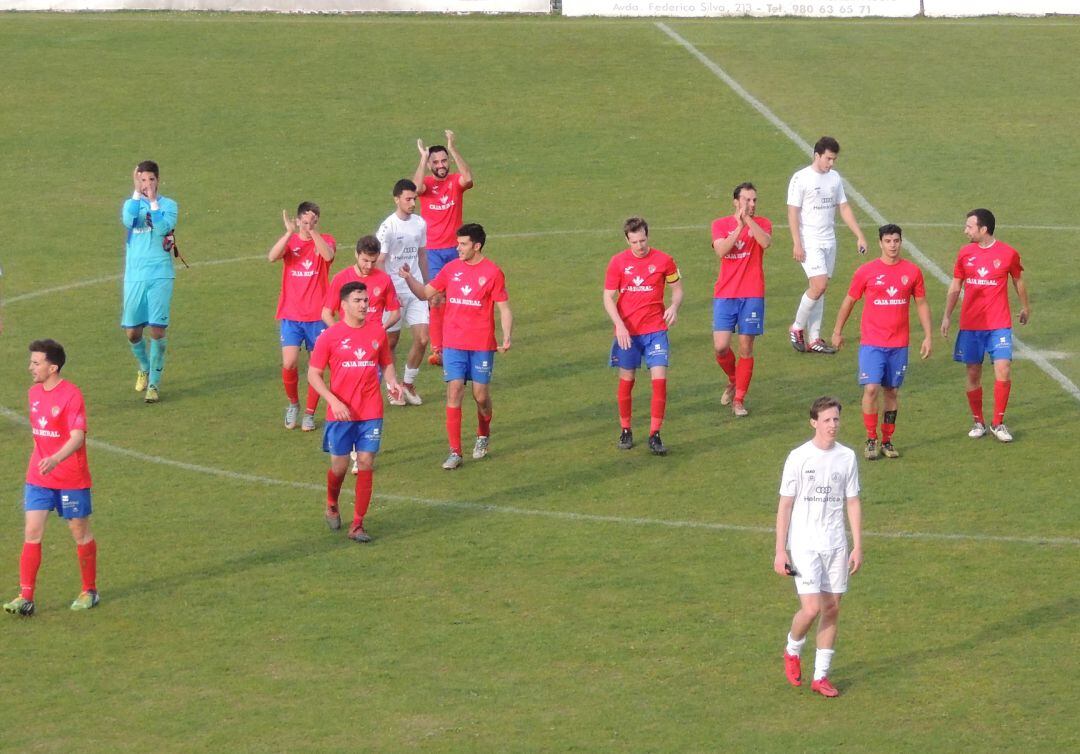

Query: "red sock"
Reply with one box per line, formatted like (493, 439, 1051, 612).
(863, 413, 879, 440)
(715, 349, 736, 381)
(19, 542, 42, 600)
(966, 387, 984, 424)
(650, 378, 667, 434)
(353, 470, 373, 526)
(429, 303, 443, 352)
(478, 410, 492, 438)
(76, 539, 97, 593)
(735, 357, 754, 402)
(305, 384, 320, 415)
(282, 367, 299, 404)
(327, 468, 345, 509)
(617, 378, 634, 430)
(446, 405, 463, 454)
(993, 380, 1011, 425)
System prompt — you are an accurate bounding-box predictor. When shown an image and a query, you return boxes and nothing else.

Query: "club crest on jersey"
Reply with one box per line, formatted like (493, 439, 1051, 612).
(831, 472, 842, 483)
(648, 265, 656, 273)
(901, 275, 909, 285)
(51, 405, 61, 417)
(371, 340, 379, 349)
(373, 286, 381, 296)
(993, 259, 1001, 269)
(478, 276, 487, 286)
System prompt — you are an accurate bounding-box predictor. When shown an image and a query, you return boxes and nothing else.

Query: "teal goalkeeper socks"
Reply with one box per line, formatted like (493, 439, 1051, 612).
(149, 337, 168, 387)
(129, 339, 151, 372)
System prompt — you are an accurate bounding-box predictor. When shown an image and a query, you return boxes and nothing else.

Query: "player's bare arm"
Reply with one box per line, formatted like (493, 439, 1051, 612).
(38, 429, 86, 476)
(418, 246, 430, 283)
(830, 295, 858, 350)
(413, 139, 429, 193)
(320, 306, 336, 328)
(308, 227, 336, 263)
(384, 308, 402, 331)
(745, 213, 772, 249)
(712, 215, 746, 257)
(774, 495, 795, 576)
(307, 365, 351, 421)
(664, 278, 684, 328)
(496, 300, 513, 353)
(445, 130, 474, 189)
(838, 202, 868, 254)
(267, 210, 296, 262)
(788, 204, 805, 262)
(846, 496, 863, 574)
(383, 363, 403, 403)
(397, 264, 437, 301)
(1014, 274, 1031, 325)
(940, 277, 963, 337)
(602, 288, 631, 350)
(915, 296, 933, 359)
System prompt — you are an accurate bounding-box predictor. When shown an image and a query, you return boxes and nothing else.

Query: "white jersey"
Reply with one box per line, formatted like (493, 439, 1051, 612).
(779, 440, 859, 552)
(377, 212, 427, 287)
(787, 165, 848, 243)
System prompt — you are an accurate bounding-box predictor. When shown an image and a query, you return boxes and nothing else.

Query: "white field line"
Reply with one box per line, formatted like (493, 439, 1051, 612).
(0, 406, 1074, 547)
(655, 21, 1080, 405)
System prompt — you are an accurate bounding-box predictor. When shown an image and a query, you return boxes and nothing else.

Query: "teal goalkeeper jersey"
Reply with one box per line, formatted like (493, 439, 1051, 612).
(122, 193, 178, 282)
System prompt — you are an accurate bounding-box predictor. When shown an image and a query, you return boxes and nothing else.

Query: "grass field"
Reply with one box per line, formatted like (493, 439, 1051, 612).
(1, 12, 1078, 752)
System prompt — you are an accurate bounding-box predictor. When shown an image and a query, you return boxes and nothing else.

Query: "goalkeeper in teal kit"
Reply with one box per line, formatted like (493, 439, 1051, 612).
(121, 160, 178, 404)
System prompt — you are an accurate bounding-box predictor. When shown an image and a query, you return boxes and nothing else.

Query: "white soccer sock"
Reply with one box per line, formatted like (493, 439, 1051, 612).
(786, 632, 807, 657)
(808, 295, 826, 341)
(793, 293, 817, 330)
(814, 648, 834, 681)
(403, 366, 420, 385)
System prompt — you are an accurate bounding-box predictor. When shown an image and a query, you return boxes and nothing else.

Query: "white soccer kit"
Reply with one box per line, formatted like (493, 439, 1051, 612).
(377, 212, 429, 331)
(787, 165, 848, 277)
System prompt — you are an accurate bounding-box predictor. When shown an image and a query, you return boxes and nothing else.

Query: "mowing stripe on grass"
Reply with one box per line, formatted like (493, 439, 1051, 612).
(655, 21, 1080, 405)
(0, 406, 1074, 547)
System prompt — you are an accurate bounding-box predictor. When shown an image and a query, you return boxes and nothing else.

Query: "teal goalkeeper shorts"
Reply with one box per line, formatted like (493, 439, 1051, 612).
(122, 278, 174, 329)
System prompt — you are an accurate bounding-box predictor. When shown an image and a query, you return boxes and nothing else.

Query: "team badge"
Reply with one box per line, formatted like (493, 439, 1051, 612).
(901, 275, 909, 285)
(648, 265, 656, 274)
(371, 340, 379, 349)
(373, 286, 381, 296)
(479, 276, 487, 286)
(51, 405, 61, 417)
(993, 259, 1001, 269)
(830, 472, 841, 483)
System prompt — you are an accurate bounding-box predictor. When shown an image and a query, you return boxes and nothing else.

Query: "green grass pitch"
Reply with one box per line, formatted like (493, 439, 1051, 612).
(0, 12, 1078, 752)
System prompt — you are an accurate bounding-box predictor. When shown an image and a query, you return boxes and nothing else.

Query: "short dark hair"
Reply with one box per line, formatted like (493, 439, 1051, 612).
(967, 208, 996, 236)
(29, 339, 66, 371)
(623, 216, 649, 238)
(355, 235, 381, 256)
(456, 223, 486, 248)
(814, 136, 840, 156)
(878, 223, 903, 240)
(732, 182, 756, 200)
(339, 281, 368, 301)
(428, 145, 449, 158)
(393, 178, 417, 197)
(136, 160, 159, 177)
(296, 201, 320, 218)
(810, 395, 842, 419)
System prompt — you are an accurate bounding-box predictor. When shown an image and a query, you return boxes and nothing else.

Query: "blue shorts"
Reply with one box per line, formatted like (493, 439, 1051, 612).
(121, 277, 174, 329)
(858, 345, 909, 388)
(954, 328, 1013, 364)
(443, 348, 495, 384)
(427, 247, 458, 281)
(280, 319, 327, 350)
(610, 331, 670, 370)
(712, 297, 765, 336)
(24, 484, 93, 520)
(322, 419, 383, 456)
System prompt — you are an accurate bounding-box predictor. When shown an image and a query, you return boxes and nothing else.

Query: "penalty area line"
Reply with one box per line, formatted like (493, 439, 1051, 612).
(0, 407, 1074, 548)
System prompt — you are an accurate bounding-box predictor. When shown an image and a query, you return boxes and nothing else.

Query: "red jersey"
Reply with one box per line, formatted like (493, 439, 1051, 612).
(324, 267, 400, 325)
(711, 215, 771, 298)
(604, 248, 680, 336)
(430, 257, 508, 351)
(420, 174, 469, 249)
(953, 241, 1023, 330)
(847, 258, 926, 348)
(309, 319, 392, 422)
(275, 233, 335, 322)
(26, 380, 91, 490)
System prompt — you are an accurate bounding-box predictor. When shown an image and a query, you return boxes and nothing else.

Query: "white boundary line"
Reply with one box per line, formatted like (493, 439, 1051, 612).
(0, 406, 1074, 547)
(655, 21, 1080, 405)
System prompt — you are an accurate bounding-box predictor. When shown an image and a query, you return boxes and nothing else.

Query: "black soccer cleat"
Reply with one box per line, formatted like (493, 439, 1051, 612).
(648, 432, 667, 456)
(617, 428, 633, 450)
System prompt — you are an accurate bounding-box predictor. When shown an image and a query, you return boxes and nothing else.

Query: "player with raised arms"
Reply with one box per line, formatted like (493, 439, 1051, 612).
(775, 396, 862, 698)
(399, 223, 512, 470)
(308, 282, 402, 543)
(268, 202, 336, 432)
(831, 224, 932, 459)
(940, 209, 1030, 443)
(5, 340, 99, 616)
(603, 217, 683, 455)
(121, 160, 179, 404)
(711, 182, 772, 417)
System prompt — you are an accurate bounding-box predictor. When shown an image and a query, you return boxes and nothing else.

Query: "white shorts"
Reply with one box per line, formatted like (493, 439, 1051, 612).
(385, 290, 429, 333)
(790, 547, 848, 595)
(800, 240, 836, 278)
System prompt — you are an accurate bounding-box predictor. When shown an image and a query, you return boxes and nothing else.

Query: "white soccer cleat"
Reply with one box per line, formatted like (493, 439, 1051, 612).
(285, 403, 300, 430)
(442, 452, 463, 470)
(989, 423, 1013, 443)
(967, 421, 987, 439)
(402, 384, 423, 406)
(301, 414, 316, 432)
(472, 436, 489, 460)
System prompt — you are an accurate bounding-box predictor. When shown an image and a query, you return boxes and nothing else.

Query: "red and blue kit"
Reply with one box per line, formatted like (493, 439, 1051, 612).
(604, 248, 680, 336)
(847, 258, 926, 348)
(953, 241, 1023, 331)
(710, 216, 771, 299)
(26, 380, 91, 491)
(276, 233, 334, 322)
(430, 258, 508, 351)
(309, 319, 392, 422)
(324, 267, 401, 325)
(421, 175, 470, 250)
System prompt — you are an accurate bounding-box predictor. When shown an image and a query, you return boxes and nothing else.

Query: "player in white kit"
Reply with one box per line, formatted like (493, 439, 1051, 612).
(376, 178, 430, 405)
(774, 396, 863, 698)
(787, 137, 868, 354)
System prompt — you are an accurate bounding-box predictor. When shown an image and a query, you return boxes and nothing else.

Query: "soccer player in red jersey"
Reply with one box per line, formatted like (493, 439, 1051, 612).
(603, 217, 683, 455)
(322, 236, 401, 336)
(268, 203, 336, 432)
(941, 209, 1030, 443)
(308, 282, 402, 543)
(4, 340, 99, 616)
(831, 224, 933, 460)
(412, 130, 474, 367)
(711, 182, 772, 417)
(399, 223, 512, 470)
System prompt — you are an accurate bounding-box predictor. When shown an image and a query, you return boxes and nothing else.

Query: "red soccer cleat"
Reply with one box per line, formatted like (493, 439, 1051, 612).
(811, 677, 839, 697)
(784, 652, 802, 687)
